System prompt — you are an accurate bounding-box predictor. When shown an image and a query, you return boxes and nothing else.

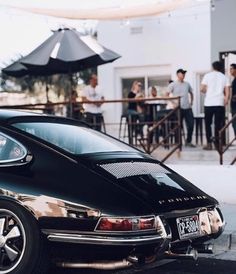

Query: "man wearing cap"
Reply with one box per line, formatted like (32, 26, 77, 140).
(167, 69, 195, 147)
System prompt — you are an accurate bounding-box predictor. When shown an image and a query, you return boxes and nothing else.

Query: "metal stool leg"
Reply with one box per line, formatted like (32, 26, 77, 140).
(101, 116, 106, 133)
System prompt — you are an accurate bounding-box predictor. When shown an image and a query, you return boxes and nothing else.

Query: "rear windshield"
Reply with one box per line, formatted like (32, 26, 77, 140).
(12, 122, 136, 155)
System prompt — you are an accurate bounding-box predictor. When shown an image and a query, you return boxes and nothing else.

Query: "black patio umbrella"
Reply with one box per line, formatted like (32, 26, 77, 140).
(2, 60, 53, 77)
(2, 61, 29, 78)
(19, 28, 121, 75)
(2, 60, 53, 107)
(2, 28, 120, 116)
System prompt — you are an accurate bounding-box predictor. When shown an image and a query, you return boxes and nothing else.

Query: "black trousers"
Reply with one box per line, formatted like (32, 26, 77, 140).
(83, 112, 104, 131)
(181, 108, 194, 143)
(232, 108, 236, 137)
(204, 106, 225, 144)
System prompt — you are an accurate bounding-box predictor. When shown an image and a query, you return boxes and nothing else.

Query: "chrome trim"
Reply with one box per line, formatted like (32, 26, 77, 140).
(47, 233, 164, 246)
(0, 132, 28, 164)
(56, 259, 132, 270)
(164, 248, 198, 261)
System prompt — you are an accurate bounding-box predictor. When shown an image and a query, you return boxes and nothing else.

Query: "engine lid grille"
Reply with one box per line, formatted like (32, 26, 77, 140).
(98, 161, 169, 179)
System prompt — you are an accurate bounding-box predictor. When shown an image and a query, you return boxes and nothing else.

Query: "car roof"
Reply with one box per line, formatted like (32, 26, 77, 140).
(0, 109, 88, 127)
(0, 109, 41, 122)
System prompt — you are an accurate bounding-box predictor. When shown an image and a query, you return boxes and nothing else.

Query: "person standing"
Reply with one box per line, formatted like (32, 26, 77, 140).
(167, 69, 195, 147)
(201, 61, 230, 150)
(81, 74, 105, 131)
(230, 63, 236, 136)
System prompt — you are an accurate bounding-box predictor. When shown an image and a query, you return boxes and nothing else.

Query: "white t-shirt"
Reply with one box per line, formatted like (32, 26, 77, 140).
(81, 85, 104, 113)
(201, 71, 230, 106)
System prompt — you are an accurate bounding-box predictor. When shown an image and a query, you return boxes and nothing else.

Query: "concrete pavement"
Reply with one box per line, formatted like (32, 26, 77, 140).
(168, 164, 236, 205)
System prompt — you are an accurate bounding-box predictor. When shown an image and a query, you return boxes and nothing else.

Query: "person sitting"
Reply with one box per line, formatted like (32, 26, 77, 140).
(146, 87, 160, 144)
(127, 81, 145, 143)
(67, 90, 83, 120)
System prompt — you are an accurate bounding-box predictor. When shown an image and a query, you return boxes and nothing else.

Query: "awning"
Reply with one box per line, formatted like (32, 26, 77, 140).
(0, 0, 190, 20)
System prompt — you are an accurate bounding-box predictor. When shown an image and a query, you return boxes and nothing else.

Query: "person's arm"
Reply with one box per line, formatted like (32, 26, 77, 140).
(166, 83, 178, 108)
(200, 84, 207, 94)
(224, 86, 230, 106)
(200, 74, 207, 94)
(224, 77, 231, 106)
(96, 95, 105, 107)
(189, 84, 194, 106)
(166, 83, 174, 96)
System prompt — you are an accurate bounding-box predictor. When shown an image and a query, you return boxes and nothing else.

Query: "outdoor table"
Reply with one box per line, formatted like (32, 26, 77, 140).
(145, 102, 167, 122)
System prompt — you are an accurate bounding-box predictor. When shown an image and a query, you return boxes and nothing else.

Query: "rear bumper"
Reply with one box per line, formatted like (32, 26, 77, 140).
(46, 232, 169, 246)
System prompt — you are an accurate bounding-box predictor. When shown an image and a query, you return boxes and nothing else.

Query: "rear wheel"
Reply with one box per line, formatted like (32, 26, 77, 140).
(0, 200, 49, 274)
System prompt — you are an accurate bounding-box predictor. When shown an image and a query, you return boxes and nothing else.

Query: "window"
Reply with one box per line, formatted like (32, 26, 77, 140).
(147, 76, 170, 97)
(121, 75, 170, 113)
(0, 133, 26, 163)
(13, 122, 136, 155)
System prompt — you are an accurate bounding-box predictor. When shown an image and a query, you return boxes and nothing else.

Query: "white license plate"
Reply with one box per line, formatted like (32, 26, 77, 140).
(176, 215, 200, 240)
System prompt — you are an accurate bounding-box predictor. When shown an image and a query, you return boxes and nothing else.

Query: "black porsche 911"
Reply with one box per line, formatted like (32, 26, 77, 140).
(0, 109, 224, 274)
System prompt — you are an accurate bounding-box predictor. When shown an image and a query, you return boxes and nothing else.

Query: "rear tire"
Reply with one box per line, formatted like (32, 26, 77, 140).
(0, 200, 49, 274)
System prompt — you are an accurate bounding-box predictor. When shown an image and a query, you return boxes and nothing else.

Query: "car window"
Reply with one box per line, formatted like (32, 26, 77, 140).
(0, 133, 26, 163)
(12, 122, 136, 155)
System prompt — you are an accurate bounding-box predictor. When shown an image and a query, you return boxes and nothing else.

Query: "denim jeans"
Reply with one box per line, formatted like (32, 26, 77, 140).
(232, 108, 236, 137)
(180, 108, 194, 143)
(204, 106, 225, 144)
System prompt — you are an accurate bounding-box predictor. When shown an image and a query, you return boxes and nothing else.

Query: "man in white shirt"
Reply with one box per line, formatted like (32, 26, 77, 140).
(81, 74, 105, 131)
(201, 61, 230, 150)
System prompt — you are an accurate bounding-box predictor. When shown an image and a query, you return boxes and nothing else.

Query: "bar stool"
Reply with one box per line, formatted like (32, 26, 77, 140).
(91, 114, 106, 133)
(194, 115, 204, 145)
(119, 114, 128, 140)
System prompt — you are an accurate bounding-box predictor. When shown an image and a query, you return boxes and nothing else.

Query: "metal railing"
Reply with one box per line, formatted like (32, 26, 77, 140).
(219, 113, 236, 165)
(0, 96, 182, 163)
(139, 102, 182, 162)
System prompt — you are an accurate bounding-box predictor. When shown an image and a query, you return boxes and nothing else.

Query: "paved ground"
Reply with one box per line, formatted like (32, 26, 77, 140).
(151, 144, 236, 165)
(50, 258, 236, 274)
(167, 164, 236, 205)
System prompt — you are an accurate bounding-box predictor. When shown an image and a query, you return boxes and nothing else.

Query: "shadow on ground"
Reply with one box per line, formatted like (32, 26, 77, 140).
(49, 258, 236, 274)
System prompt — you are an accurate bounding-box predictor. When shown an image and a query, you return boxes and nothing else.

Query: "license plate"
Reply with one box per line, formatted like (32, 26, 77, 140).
(176, 215, 200, 240)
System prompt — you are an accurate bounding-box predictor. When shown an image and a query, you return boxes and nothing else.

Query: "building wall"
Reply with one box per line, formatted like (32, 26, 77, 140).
(211, 0, 236, 141)
(97, 3, 211, 124)
(211, 0, 236, 61)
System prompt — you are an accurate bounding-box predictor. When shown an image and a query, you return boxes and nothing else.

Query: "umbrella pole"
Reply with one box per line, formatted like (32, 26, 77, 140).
(69, 73, 73, 118)
(46, 85, 49, 103)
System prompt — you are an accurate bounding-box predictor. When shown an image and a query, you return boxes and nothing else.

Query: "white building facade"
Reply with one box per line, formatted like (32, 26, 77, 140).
(97, 0, 236, 127)
(97, 2, 211, 125)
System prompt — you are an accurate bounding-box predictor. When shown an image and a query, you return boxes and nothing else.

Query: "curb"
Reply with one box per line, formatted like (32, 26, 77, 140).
(212, 233, 236, 251)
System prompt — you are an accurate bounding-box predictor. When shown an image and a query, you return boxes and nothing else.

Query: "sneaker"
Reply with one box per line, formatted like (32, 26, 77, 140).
(185, 143, 196, 148)
(203, 143, 212, 150)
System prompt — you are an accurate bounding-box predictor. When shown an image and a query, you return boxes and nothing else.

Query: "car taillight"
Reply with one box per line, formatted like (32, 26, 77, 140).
(199, 207, 224, 235)
(96, 216, 156, 232)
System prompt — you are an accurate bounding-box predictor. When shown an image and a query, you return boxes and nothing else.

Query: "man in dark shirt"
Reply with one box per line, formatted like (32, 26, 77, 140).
(127, 88, 137, 112)
(230, 63, 236, 136)
(127, 81, 144, 142)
